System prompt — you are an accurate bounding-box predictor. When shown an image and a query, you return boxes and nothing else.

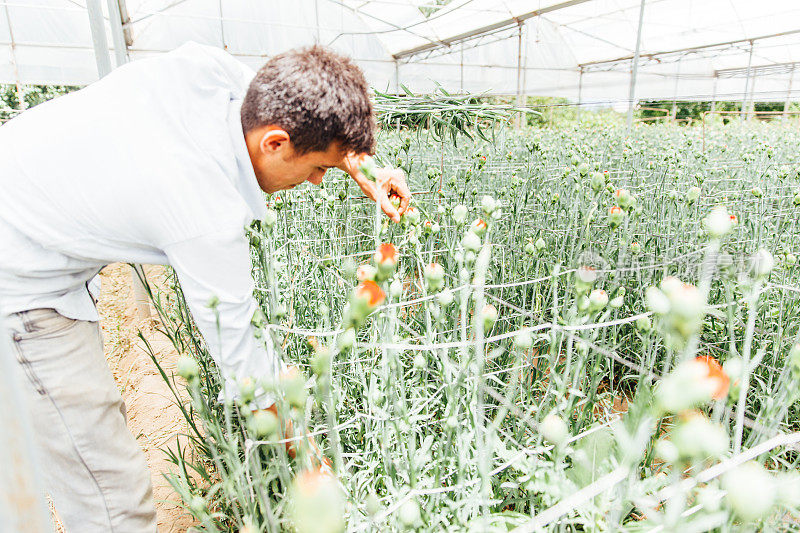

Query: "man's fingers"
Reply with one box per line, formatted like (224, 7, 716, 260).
(359, 180, 399, 222)
(379, 193, 401, 223)
(391, 172, 412, 215)
(360, 169, 402, 222)
(342, 158, 408, 223)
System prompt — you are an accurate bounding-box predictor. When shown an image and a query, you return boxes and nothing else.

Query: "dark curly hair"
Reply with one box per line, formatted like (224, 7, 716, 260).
(241, 45, 375, 155)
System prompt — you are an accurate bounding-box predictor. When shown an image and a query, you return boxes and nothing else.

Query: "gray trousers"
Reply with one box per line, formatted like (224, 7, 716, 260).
(6, 308, 157, 532)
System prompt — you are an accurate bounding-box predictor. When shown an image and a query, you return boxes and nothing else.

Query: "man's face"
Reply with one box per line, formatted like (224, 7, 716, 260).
(245, 127, 345, 194)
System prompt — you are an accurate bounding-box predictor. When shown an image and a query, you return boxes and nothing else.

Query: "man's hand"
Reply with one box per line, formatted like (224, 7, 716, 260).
(258, 404, 332, 471)
(340, 153, 411, 223)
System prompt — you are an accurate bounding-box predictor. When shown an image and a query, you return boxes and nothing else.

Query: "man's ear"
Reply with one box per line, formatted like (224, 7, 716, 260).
(259, 128, 291, 154)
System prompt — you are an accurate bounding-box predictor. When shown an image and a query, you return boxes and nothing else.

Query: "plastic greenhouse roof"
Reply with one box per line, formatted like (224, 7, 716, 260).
(2, 0, 800, 105)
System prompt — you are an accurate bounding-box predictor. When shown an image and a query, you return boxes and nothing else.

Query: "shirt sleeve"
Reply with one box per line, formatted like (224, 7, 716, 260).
(163, 225, 277, 407)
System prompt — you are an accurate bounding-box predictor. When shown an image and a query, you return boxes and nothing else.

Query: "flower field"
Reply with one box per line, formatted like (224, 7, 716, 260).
(147, 121, 800, 532)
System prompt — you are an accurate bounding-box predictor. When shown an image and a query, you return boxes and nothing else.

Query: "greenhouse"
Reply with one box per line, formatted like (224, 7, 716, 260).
(2, 1, 800, 532)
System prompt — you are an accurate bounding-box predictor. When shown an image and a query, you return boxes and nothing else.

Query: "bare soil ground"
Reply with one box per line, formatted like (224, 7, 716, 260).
(97, 263, 195, 532)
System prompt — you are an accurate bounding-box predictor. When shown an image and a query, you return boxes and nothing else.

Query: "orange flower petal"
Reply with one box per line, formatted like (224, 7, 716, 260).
(695, 356, 730, 400)
(376, 242, 397, 264)
(356, 280, 385, 308)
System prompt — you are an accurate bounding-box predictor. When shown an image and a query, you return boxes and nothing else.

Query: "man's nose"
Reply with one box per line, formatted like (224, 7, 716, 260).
(307, 169, 325, 185)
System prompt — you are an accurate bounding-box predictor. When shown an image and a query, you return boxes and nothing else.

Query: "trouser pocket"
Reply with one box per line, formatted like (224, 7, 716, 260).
(7, 309, 82, 396)
(12, 336, 48, 395)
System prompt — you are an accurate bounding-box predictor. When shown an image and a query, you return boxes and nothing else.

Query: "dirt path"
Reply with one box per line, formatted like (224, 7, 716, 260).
(97, 263, 195, 532)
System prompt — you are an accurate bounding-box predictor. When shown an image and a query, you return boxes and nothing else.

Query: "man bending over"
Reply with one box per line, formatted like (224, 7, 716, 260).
(0, 43, 409, 531)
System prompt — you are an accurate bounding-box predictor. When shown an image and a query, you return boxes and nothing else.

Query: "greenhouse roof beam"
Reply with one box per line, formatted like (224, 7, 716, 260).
(580, 28, 800, 73)
(391, 0, 593, 61)
(715, 61, 800, 79)
(406, 25, 520, 63)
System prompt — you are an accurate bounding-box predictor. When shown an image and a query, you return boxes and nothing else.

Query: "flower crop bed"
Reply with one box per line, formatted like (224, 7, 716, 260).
(149, 122, 800, 532)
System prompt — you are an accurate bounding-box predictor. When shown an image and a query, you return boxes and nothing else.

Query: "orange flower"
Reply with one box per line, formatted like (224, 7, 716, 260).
(609, 206, 622, 215)
(355, 280, 385, 308)
(374, 242, 397, 266)
(470, 218, 488, 238)
(729, 214, 738, 225)
(294, 467, 333, 495)
(694, 356, 730, 400)
(290, 467, 343, 532)
(403, 206, 420, 225)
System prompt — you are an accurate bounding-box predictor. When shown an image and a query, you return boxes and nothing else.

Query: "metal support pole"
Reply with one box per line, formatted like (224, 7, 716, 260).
(394, 60, 400, 94)
(741, 41, 754, 119)
(87, 0, 112, 78)
(460, 43, 464, 92)
(670, 58, 681, 121)
(117, 0, 133, 47)
(783, 68, 795, 121)
(515, 23, 525, 129)
(710, 75, 718, 115)
(314, 0, 320, 41)
(106, 0, 128, 66)
(3, 1, 25, 110)
(746, 68, 757, 121)
(577, 67, 584, 121)
(218, 0, 227, 49)
(626, 0, 647, 132)
(0, 316, 50, 532)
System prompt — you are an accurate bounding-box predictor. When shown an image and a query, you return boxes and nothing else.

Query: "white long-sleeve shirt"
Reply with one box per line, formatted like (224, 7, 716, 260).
(0, 42, 278, 400)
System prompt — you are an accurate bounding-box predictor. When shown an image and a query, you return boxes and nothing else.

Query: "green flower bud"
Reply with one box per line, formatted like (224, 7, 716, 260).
(176, 356, 199, 381)
(248, 410, 280, 439)
(724, 462, 776, 522)
(469, 218, 488, 238)
(189, 494, 207, 516)
(337, 328, 356, 351)
(424, 263, 445, 292)
(480, 304, 498, 332)
(513, 328, 532, 350)
(239, 377, 257, 404)
(437, 289, 454, 307)
(311, 346, 331, 376)
(398, 499, 421, 528)
(480, 195, 497, 215)
(264, 208, 278, 228)
(281, 369, 307, 409)
(462, 231, 482, 253)
(539, 413, 569, 446)
(389, 278, 403, 299)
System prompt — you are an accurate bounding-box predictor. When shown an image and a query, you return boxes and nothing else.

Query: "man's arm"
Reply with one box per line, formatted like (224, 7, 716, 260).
(339, 154, 412, 223)
(163, 226, 277, 407)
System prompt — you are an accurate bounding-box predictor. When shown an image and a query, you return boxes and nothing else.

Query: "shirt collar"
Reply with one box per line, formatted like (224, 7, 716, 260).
(228, 98, 267, 221)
